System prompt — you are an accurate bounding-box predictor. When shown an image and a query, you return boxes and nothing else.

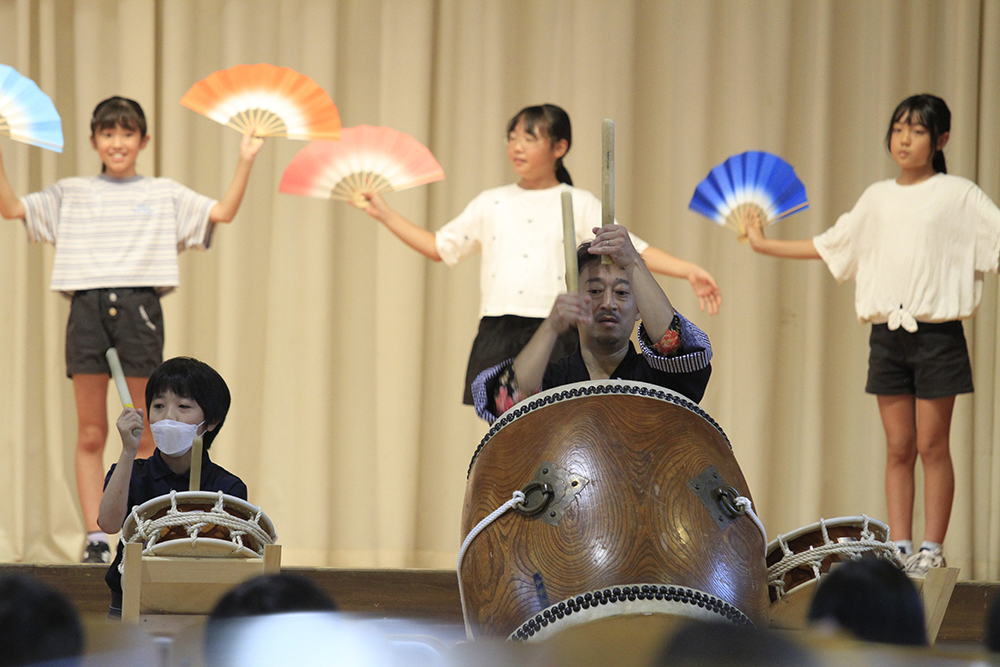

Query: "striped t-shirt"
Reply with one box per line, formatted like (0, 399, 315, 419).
(21, 174, 216, 293)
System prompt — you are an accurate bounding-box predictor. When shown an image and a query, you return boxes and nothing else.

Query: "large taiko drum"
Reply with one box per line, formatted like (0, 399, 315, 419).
(460, 380, 769, 640)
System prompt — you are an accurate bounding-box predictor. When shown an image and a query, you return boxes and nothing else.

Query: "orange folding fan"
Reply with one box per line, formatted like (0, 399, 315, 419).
(279, 125, 444, 205)
(180, 63, 340, 140)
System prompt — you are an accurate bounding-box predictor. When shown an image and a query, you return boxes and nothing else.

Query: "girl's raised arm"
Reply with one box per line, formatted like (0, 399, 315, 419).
(209, 131, 264, 223)
(356, 192, 441, 261)
(0, 147, 26, 220)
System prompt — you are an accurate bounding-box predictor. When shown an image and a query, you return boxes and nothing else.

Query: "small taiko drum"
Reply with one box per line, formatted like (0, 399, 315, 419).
(460, 380, 770, 640)
(121, 490, 277, 558)
(766, 515, 895, 628)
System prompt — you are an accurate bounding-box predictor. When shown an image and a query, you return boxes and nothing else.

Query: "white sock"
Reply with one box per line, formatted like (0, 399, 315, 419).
(894, 539, 913, 556)
(87, 531, 108, 545)
(921, 540, 942, 553)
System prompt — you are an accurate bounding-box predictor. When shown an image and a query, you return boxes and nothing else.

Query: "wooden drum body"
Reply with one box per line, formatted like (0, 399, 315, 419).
(460, 380, 768, 640)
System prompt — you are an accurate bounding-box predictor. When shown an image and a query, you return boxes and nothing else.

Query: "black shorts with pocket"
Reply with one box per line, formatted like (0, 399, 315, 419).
(65, 288, 164, 378)
(866, 320, 974, 399)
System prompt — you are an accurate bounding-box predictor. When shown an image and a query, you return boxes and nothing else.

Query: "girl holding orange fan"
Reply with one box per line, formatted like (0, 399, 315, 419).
(0, 96, 263, 563)
(358, 104, 721, 406)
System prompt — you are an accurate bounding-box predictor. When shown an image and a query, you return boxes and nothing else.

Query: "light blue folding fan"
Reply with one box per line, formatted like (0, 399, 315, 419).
(689, 151, 807, 241)
(0, 64, 63, 152)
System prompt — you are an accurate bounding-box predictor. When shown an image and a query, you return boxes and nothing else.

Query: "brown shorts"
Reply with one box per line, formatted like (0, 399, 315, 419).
(65, 288, 164, 378)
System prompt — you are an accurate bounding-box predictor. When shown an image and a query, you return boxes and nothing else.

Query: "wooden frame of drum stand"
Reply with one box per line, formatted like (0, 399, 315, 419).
(914, 566, 960, 645)
(121, 542, 281, 621)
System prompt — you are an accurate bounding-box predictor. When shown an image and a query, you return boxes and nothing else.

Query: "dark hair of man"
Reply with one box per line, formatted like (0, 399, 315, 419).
(884, 94, 951, 174)
(506, 103, 574, 185)
(807, 555, 927, 646)
(575, 241, 601, 277)
(145, 357, 231, 449)
(0, 573, 84, 667)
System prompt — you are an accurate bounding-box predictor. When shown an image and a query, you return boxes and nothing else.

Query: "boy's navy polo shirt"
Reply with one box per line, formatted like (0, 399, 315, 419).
(103, 448, 247, 609)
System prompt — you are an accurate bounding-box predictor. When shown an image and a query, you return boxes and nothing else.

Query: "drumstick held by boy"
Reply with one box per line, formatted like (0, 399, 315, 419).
(97, 356, 246, 618)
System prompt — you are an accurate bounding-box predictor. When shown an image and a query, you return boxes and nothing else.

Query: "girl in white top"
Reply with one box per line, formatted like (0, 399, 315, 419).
(358, 104, 721, 404)
(745, 94, 1000, 576)
(0, 96, 263, 562)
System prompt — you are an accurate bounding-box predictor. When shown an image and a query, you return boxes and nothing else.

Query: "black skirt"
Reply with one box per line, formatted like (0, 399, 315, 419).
(462, 315, 578, 404)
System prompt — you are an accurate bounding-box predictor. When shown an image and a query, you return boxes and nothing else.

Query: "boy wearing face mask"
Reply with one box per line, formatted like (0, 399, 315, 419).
(97, 356, 246, 617)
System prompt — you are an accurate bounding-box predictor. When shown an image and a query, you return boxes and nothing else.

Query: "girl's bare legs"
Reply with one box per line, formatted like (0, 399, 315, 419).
(915, 395, 956, 543)
(73, 374, 110, 534)
(879, 394, 917, 541)
(73, 374, 154, 534)
(879, 393, 956, 544)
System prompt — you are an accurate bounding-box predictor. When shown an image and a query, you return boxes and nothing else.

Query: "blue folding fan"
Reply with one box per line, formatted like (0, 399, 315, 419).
(689, 151, 807, 240)
(0, 64, 63, 152)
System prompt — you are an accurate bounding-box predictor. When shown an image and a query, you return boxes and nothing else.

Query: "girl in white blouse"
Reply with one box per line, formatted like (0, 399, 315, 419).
(357, 104, 721, 405)
(745, 94, 1000, 576)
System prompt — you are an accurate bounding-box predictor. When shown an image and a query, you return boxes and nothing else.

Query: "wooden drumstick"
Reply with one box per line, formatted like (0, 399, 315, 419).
(106, 348, 143, 437)
(601, 119, 614, 265)
(561, 191, 578, 292)
(189, 434, 203, 492)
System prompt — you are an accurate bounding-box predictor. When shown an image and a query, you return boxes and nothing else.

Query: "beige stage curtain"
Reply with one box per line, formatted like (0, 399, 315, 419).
(1, 0, 999, 579)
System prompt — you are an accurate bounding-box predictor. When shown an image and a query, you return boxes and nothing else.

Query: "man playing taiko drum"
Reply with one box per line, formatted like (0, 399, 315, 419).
(473, 223, 712, 423)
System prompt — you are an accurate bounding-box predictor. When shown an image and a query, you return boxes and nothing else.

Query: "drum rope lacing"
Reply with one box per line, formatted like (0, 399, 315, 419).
(766, 515, 897, 601)
(119, 490, 273, 573)
(456, 490, 526, 641)
(732, 496, 768, 555)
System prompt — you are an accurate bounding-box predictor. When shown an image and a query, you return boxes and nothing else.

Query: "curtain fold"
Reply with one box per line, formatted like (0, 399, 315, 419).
(1, 0, 998, 579)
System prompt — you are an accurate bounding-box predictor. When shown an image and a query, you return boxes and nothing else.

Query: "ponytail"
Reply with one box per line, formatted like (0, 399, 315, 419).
(932, 151, 947, 175)
(555, 158, 573, 185)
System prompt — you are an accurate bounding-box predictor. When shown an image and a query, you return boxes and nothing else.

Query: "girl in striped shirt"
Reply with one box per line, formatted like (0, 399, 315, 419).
(0, 96, 263, 563)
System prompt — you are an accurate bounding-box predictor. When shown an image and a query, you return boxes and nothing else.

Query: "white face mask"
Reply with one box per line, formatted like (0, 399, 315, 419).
(150, 419, 204, 456)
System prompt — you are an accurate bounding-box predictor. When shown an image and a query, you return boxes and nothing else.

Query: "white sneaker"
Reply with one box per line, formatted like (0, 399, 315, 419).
(905, 546, 945, 576)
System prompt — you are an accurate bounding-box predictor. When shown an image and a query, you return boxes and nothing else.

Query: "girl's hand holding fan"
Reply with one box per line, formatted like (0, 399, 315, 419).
(689, 150, 808, 241)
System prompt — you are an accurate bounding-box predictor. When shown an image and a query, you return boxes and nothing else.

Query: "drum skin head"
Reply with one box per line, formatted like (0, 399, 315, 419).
(461, 381, 769, 638)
